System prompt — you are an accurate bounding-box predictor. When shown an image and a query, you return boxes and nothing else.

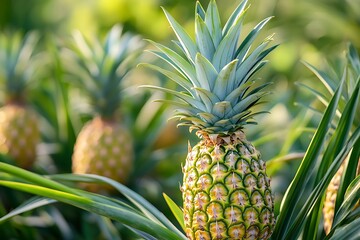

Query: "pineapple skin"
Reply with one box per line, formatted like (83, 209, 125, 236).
(182, 131, 275, 240)
(0, 103, 39, 169)
(323, 158, 360, 234)
(72, 116, 133, 192)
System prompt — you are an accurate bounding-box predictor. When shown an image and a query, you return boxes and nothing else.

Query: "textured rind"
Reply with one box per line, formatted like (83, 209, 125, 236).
(323, 162, 344, 235)
(72, 117, 133, 192)
(323, 157, 360, 235)
(0, 104, 39, 169)
(182, 132, 275, 240)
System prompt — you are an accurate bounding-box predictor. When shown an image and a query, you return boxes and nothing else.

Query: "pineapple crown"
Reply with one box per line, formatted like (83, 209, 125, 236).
(143, 0, 277, 136)
(63, 25, 144, 119)
(0, 31, 40, 103)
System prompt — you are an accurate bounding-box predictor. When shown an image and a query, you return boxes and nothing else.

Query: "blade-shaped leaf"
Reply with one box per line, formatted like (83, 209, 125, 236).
(212, 16, 242, 71)
(235, 17, 273, 63)
(148, 41, 199, 87)
(0, 197, 57, 223)
(195, 14, 215, 60)
(282, 127, 360, 239)
(213, 59, 238, 100)
(328, 217, 360, 240)
(194, 53, 217, 91)
(332, 175, 360, 228)
(303, 76, 359, 240)
(141, 85, 206, 111)
(303, 61, 337, 96)
(140, 63, 193, 95)
(163, 193, 185, 231)
(0, 162, 80, 196)
(272, 79, 344, 239)
(204, 0, 222, 47)
(212, 101, 231, 119)
(0, 180, 186, 240)
(195, 1, 205, 20)
(223, 0, 248, 36)
(162, 8, 197, 63)
(49, 174, 186, 239)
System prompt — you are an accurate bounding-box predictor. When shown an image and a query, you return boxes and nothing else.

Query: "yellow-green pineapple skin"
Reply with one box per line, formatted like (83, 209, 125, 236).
(72, 116, 133, 192)
(0, 103, 39, 169)
(323, 159, 360, 234)
(182, 132, 275, 240)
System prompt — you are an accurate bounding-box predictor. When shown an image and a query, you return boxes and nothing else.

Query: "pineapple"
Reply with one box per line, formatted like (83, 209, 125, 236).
(64, 25, 144, 192)
(144, 0, 277, 239)
(0, 31, 40, 169)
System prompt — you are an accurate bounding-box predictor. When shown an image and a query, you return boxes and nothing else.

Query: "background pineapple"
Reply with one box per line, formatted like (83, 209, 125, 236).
(0, 31, 40, 169)
(62, 25, 144, 192)
(144, 0, 277, 239)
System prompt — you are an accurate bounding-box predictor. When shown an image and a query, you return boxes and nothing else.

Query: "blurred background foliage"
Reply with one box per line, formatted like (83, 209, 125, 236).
(0, 0, 359, 239)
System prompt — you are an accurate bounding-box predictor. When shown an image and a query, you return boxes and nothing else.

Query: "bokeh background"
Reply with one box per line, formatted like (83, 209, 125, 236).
(0, 0, 359, 239)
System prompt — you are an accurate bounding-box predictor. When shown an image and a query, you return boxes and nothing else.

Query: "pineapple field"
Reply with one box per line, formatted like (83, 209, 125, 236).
(0, 0, 359, 239)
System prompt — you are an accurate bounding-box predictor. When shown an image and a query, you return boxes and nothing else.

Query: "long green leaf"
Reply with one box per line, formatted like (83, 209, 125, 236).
(303, 75, 359, 240)
(141, 85, 206, 112)
(272, 79, 344, 239)
(195, 14, 215, 60)
(140, 63, 193, 95)
(204, 0, 222, 47)
(194, 53, 217, 91)
(222, 0, 248, 36)
(328, 217, 360, 240)
(0, 181, 185, 240)
(213, 59, 238, 99)
(148, 41, 199, 87)
(235, 17, 273, 63)
(0, 197, 56, 223)
(283, 126, 360, 239)
(332, 175, 360, 228)
(162, 8, 197, 62)
(0, 162, 80, 196)
(212, 14, 242, 71)
(163, 193, 185, 231)
(49, 174, 186, 239)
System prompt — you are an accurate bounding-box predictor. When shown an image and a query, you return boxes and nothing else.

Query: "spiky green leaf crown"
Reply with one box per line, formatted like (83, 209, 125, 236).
(0, 31, 40, 103)
(64, 25, 144, 119)
(144, 0, 277, 135)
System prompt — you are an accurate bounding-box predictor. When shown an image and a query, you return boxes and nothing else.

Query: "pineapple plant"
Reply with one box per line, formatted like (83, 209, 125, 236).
(63, 25, 144, 192)
(143, 0, 277, 239)
(0, 31, 40, 169)
(321, 43, 360, 235)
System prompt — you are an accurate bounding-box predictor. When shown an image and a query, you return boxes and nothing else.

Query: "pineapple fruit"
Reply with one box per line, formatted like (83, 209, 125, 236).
(144, 0, 277, 239)
(0, 31, 40, 169)
(64, 25, 144, 192)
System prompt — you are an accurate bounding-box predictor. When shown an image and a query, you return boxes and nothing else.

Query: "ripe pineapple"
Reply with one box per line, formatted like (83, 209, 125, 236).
(144, 0, 277, 239)
(0, 31, 40, 169)
(65, 25, 144, 192)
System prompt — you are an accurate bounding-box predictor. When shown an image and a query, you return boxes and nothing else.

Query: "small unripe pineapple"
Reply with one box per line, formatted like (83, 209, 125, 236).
(0, 31, 40, 168)
(0, 103, 39, 168)
(64, 25, 144, 192)
(72, 116, 133, 192)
